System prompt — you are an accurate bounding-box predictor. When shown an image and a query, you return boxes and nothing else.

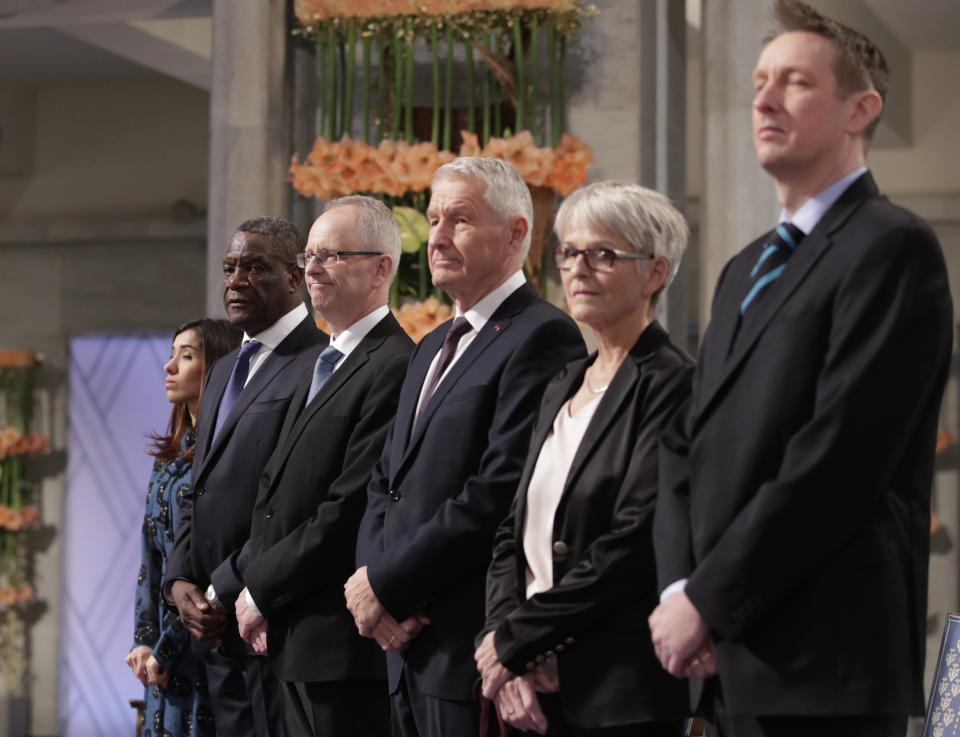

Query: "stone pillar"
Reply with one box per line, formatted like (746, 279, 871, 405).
(700, 0, 779, 327)
(206, 0, 292, 316)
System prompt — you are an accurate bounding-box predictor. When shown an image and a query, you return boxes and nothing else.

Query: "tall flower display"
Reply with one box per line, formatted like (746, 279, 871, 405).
(290, 0, 595, 302)
(0, 351, 48, 696)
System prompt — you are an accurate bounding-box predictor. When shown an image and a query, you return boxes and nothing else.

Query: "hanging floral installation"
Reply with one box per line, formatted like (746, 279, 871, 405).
(0, 350, 48, 696)
(290, 0, 596, 312)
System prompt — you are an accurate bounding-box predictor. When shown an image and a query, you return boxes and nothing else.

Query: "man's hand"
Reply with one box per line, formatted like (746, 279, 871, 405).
(344, 566, 385, 636)
(495, 674, 549, 735)
(370, 611, 430, 652)
(649, 591, 711, 677)
(144, 655, 169, 688)
(125, 645, 152, 686)
(249, 621, 268, 655)
(236, 587, 265, 644)
(171, 580, 227, 642)
(475, 630, 512, 700)
(683, 634, 718, 679)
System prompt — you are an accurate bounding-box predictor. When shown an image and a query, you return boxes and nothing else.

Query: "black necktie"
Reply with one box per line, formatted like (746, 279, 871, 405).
(740, 222, 805, 314)
(416, 317, 472, 424)
(213, 339, 261, 440)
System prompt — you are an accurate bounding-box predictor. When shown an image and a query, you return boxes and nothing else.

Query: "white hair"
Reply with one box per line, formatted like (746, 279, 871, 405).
(322, 195, 402, 282)
(555, 181, 689, 303)
(432, 157, 533, 259)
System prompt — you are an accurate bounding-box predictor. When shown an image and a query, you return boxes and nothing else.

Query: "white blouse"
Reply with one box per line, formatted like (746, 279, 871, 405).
(522, 393, 601, 599)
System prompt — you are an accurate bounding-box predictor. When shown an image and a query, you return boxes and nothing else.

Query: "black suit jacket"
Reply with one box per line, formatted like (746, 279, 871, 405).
(356, 282, 587, 700)
(165, 314, 325, 612)
(232, 313, 414, 683)
(654, 172, 953, 717)
(484, 322, 693, 728)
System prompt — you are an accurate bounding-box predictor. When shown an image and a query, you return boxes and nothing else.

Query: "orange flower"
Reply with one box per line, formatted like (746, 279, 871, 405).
(19, 506, 40, 527)
(16, 583, 33, 604)
(0, 586, 16, 607)
(5, 509, 21, 531)
(459, 130, 481, 157)
(0, 504, 11, 528)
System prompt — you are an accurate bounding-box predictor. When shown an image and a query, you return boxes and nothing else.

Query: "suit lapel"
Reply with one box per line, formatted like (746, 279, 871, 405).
(392, 327, 445, 462)
(693, 173, 878, 429)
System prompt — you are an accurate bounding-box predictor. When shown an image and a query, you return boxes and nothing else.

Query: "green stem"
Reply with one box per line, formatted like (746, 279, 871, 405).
(548, 24, 559, 148)
(512, 19, 525, 132)
(390, 269, 400, 308)
(326, 24, 337, 140)
(362, 34, 371, 142)
(530, 14, 539, 144)
(338, 40, 347, 138)
(378, 38, 387, 142)
(317, 31, 327, 140)
(344, 21, 356, 138)
(559, 35, 567, 136)
(419, 246, 429, 300)
(392, 28, 403, 141)
(482, 32, 491, 144)
(10, 457, 20, 510)
(431, 24, 440, 146)
(465, 32, 475, 134)
(404, 18, 415, 144)
(494, 33, 502, 136)
(443, 24, 453, 151)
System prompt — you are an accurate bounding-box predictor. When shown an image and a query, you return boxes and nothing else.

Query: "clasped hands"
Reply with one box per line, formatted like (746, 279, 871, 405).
(474, 631, 556, 735)
(236, 587, 268, 655)
(125, 645, 169, 688)
(344, 566, 429, 652)
(170, 580, 227, 643)
(648, 591, 717, 679)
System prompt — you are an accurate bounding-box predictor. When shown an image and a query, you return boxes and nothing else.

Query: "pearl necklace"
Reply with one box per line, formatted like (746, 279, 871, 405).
(585, 372, 608, 394)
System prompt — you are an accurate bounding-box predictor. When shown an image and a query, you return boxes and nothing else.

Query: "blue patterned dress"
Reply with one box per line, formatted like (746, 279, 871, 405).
(131, 433, 215, 737)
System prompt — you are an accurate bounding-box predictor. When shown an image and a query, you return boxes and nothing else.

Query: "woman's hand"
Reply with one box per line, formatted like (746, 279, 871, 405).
(144, 655, 170, 688)
(124, 646, 153, 686)
(474, 631, 512, 699)
(495, 674, 549, 735)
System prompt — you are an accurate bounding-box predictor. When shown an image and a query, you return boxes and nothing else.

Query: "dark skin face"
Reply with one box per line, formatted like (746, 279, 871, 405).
(222, 231, 303, 335)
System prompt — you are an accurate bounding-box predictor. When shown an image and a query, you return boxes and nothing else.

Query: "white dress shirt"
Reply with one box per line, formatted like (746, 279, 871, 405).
(413, 270, 527, 424)
(241, 302, 310, 386)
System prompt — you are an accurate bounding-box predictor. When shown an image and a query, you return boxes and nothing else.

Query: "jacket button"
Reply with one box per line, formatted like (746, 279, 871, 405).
(389, 490, 401, 502)
(555, 644, 566, 653)
(535, 655, 546, 664)
(552, 540, 568, 556)
(195, 486, 204, 496)
(265, 505, 274, 519)
(545, 650, 555, 659)
(525, 662, 535, 671)
(565, 636, 576, 645)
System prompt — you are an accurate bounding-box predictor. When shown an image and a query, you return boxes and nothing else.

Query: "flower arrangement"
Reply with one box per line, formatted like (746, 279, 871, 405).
(290, 130, 590, 201)
(295, 0, 582, 22)
(0, 353, 45, 697)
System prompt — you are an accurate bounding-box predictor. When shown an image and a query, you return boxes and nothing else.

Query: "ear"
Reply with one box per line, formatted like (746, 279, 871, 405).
(642, 257, 669, 299)
(373, 254, 392, 288)
(507, 216, 529, 256)
(847, 89, 883, 137)
(287, 263, 304, 293)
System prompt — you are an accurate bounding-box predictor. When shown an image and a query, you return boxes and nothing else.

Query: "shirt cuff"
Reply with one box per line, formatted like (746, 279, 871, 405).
(205, 584, 222, 608)
(659, 578, 688, 602)
(244, 588, 262, 617)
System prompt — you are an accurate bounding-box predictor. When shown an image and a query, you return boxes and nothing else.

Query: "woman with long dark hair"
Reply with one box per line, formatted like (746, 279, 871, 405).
(125, 318, 241, 737)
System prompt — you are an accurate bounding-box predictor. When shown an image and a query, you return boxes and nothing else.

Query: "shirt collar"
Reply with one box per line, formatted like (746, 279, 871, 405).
(244, 302, 309, 349)
(457, 270, 527, 333)
(329, 304, 390, 360)
(781, 166, 867, 235)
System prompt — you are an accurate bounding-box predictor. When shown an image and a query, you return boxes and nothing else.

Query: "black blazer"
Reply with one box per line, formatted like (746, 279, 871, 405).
(232, 313, 414, 683)
(356, 282, 587, 701)
(165, 314, 325, 608)
(484, 322, 693, 729)
(654, 173, 954, 717)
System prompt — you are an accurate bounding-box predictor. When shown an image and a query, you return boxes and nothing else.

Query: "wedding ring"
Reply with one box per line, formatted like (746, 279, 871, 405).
(700, 651, 713, 661)
(390, 635, 398, 645)
(690, 657, 701, 666)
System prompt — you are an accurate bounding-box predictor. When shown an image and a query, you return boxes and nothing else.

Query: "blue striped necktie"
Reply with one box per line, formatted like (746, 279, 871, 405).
(740, 222, 805, 314)
(306, 344, 344, 405)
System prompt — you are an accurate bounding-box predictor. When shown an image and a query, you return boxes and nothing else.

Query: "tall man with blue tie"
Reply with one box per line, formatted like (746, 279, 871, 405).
(165, 216, 325, 737)
(224, 196, 415, 737)
(346, 158, 586, 737)
(650, 3, 953, 736)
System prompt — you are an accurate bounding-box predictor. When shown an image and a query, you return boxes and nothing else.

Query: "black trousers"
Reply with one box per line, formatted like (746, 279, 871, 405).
(538, 692, 686, 737)
(204, 647, 285, 737)
(282, 679, 390, 737)
(391, 665, 480, 737)
(707, 696, 907, 737)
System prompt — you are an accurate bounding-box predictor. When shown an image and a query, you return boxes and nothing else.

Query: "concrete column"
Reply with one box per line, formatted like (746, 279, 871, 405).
(700, 0, 779, 327)
(206, 0, 292, 316)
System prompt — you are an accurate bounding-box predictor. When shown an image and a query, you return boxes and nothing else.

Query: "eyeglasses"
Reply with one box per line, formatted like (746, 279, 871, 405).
(297, 249, 383, 268)
(552, 245, 650, 272)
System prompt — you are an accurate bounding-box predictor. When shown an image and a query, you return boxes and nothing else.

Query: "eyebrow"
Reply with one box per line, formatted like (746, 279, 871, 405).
(175, 344, 198, 352)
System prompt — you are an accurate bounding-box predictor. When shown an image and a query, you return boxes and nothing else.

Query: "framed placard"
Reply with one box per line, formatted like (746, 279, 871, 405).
(924, 613, 960, 737)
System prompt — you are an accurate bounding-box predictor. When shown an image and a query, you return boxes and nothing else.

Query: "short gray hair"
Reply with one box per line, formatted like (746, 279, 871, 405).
(554, 181, 689, 302)
(432, 157, 533, 259)
(322, 195, 402, 282)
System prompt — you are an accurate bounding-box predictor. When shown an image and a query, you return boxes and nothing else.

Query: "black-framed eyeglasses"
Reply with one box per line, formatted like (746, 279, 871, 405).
(552, 245, 650, 272)
(297, 249, 383, 268)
